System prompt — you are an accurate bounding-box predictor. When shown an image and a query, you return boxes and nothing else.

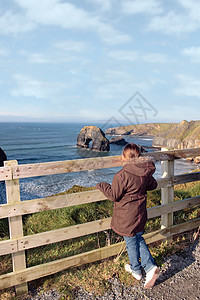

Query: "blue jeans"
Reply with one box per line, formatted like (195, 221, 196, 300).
(124, 232, 157, 275)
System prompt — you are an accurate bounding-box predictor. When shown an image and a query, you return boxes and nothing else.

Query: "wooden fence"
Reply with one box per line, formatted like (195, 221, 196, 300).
(0, 148, 200, 295)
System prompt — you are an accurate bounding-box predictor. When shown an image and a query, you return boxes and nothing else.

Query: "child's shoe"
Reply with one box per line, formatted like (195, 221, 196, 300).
(144, 266, 159, 289)
(125, 264, 142, 281)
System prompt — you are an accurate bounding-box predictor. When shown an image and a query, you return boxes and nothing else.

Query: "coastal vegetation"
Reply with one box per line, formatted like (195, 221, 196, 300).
(105, 120, 200, 139)
(105, 120, 200, 150)
(0, 174, 200, 298)
(105, 122, 176, 136)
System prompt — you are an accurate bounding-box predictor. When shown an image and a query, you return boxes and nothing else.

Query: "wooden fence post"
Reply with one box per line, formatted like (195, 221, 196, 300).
(4, 160, 28, 295)
(161, 149, 174, 231)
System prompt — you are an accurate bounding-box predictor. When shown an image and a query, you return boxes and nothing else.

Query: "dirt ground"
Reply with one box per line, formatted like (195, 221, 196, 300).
(125, 235, 200, 300)
(101, 235, 200, 300)
(23, 234, 200, 300)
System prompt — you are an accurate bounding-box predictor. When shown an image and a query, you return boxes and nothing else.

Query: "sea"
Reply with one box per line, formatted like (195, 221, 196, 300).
(0, 122, 198, 204)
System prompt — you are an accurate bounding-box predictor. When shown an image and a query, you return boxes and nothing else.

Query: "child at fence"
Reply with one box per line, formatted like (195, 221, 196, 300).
(96, 143, 159, 289)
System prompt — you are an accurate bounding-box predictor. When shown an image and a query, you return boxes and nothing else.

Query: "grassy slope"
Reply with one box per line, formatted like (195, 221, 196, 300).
(162, 120, 200, 141)
(106, 120, 200, 142)
(106, 122, 176, 136)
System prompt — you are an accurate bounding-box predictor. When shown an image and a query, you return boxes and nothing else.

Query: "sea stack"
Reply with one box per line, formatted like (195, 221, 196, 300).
(0, 148, 7, 167)
(77, 126, 110, 151)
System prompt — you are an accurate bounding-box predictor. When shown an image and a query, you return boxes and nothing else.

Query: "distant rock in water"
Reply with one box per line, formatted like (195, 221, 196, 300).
(77, 126, 110, 151)
(110, 136, 128, 146)
(0, 148, 7, 167)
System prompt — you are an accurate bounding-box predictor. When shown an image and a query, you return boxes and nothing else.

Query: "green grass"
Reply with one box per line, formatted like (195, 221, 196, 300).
(0, 178, 200, 299)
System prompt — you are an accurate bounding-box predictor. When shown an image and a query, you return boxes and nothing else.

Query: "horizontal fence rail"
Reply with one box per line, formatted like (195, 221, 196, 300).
(0, 148, 200, 181)
(0, 172, 200, 219)
(1, 217, 199, 291)
(0, 148, 200, 294)
(0, 196, 200, 256)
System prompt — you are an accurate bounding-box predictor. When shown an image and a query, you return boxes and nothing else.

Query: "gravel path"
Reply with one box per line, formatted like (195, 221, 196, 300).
(25, 237, 200, 300)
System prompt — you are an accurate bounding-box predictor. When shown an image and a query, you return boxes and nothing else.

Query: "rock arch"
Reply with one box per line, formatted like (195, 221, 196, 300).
(77, 126, 110, 151)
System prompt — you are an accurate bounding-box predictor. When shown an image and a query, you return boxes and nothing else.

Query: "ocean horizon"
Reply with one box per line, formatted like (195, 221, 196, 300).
(0, 122, 198, 204)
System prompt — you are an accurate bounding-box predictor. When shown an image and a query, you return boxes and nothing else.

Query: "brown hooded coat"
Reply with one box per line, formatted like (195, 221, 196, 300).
(96, 156, 157, 237)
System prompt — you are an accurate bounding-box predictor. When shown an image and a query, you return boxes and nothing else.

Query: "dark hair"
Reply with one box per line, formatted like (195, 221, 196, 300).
(122, 143, 140, 159)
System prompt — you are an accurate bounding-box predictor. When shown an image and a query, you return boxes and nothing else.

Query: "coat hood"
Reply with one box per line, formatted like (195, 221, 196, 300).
(123, 156, 156, 177)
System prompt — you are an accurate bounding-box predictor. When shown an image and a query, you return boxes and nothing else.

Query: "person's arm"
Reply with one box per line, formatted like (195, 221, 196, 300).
(146, 176, 157, 191)
(96, 173, 124, 202)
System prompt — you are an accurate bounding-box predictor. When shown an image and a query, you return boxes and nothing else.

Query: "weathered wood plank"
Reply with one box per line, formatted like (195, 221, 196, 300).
(157, 171, 200, 189)
(0, 189, 108, 219)
(12, 156, 122, 180)
(173, 148, 200, 159)
(0, 171, 198, 220)
(0, 148, 199, 182)
(9, 148, 200, 180)
(0, 218, 111, 255)
(156, 177, 173, 189)
(1, 196, 200, 256)
(0, 178, 178, 219)
(0, 239, 18, 256)
(144, 218, 200, 244)
(18, 218, 111, 251)
(147, 196, 200, 219)
(0, 170, 199, 219)
(0, 242, 125, 290)
(5, 160, 28, 294)
(149, 148, 200, 160)
(161, 156, 174, 230)
(0, 218, 199, 290)
(0, 166, 12, 181)
(173, 172, 200, 185)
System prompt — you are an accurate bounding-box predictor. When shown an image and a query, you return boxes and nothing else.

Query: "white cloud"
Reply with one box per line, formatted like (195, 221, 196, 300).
(87, 0, 112, 11)
(174, 74, 200, 97)
(91, 68, 150, 103)
(108, 50, 166, 63)
(182, 47, 200, 63)
(148, 0, 200, 35)
(121, 0, 163, 15)
(15, 0, 96, 30)
(19, 49, 86, 65)
(148, 12, 197, 35)
(26, 53, 50, 64)
(178, 0, 200, 20)
(0, 46, 8, 56)
(95, 82, 149, 101)
(11, 74, 65, 99)
(10, 0, 131, 45)
(108, 50, 138, 61)
(0, 11, 36, 34)
(157, 103, 200, 122)
(97, 25, 131, 45)
(78, 108, 107, 119)
(95, 69, 134, 81)
(142, 53, 166, 63)
(55, 40, 89, 52)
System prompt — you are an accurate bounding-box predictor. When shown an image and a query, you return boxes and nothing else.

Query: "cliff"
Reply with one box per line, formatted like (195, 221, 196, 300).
(152, 120, 200, 149)
(105, 120, 200, 149)
(105, 123, 176, 137)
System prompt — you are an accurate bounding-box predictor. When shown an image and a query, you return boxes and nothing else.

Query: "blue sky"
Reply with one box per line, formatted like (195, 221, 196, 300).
(0, 0, 200, 124)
